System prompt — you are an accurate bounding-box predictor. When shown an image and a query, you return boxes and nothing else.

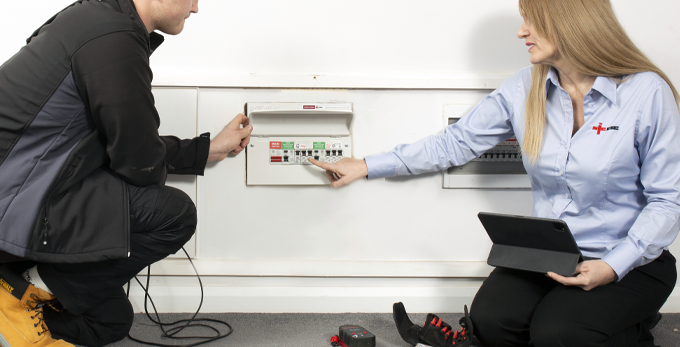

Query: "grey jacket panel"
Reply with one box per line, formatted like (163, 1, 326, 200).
(0, 0, 135, 262)
(0, 72, 93, 256)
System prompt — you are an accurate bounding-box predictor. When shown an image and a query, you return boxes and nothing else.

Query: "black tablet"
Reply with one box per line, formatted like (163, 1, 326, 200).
(478, 212, 583, 277)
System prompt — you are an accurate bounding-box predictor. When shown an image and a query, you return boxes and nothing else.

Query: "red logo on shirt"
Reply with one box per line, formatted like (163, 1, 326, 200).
(592, 123, 607, 134)
(592, 123, 619, 135)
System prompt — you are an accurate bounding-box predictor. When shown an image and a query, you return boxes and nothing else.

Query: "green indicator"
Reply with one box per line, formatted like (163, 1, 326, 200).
(282, 142, 295, 150)
(313, 142, 325, 149)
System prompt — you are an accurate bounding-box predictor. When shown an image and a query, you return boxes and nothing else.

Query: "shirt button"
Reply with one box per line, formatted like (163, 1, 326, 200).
(589, 103, 594, 108)
(564, 194, 569, 198)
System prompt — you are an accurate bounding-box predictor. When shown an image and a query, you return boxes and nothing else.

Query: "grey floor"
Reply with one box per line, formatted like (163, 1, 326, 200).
(103, 312, 680, 347)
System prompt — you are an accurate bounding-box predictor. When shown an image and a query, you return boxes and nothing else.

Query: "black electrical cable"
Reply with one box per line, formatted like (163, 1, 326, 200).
(126, 247, 234, 346)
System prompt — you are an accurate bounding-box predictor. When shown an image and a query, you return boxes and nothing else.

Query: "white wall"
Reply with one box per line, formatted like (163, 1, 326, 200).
(1, 0, 680, 313)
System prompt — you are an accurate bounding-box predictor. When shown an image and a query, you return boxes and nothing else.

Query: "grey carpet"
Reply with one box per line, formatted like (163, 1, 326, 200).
(102, 312, 680, 347)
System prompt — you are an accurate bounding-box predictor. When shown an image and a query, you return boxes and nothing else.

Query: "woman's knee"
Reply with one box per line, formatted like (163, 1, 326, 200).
(470, 308, 502, 345)
(531, 313, 606, 347)
(471, 302, 530, 346)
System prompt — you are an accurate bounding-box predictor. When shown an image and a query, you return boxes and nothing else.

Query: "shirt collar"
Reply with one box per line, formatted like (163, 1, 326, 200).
(544, 67, 618, 105)
(544, 67, 560, 95)
(591, 75, 618, 105)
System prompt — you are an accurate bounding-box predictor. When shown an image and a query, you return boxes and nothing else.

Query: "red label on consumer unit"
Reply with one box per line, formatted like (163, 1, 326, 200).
(270, 141, 282, 149)
(303, 105, 316, 110)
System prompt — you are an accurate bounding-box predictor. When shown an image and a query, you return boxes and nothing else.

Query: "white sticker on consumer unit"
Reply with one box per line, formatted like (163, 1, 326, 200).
(249, 105, 281, 111)
(318, 104, 351, 110)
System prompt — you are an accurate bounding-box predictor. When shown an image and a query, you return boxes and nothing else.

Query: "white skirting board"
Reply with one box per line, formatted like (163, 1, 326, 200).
(127, 259, 680, 313)
(127, 276, 482, 314)
(126, 276, 680, 314)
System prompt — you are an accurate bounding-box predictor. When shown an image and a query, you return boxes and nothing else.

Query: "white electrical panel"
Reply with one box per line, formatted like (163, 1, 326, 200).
(442, 104, 531, 189)
(246, 102, 353, 185)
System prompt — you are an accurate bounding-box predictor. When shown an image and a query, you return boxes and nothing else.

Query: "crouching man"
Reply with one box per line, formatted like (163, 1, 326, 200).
(0, 0, 250, 345)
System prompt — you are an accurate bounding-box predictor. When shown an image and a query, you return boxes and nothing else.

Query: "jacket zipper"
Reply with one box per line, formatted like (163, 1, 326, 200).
(41, 165, 75, 248)
(42, 196, 51, 246)
(123, 180, 130, 257)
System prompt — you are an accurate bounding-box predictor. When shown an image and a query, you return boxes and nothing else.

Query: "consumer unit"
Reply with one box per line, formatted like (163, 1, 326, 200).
(245, 102, 353, 185)
(442, 104, 530, 189)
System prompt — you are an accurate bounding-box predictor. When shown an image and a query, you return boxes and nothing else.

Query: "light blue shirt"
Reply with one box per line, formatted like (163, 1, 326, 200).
(365, 66, 680, 280)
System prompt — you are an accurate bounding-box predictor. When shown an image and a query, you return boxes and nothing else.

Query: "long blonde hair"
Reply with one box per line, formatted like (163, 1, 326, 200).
(519, 0, 680, 162)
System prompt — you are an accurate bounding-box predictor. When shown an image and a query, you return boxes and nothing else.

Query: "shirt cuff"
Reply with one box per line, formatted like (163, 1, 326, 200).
(601, 241, 643, 281)
(365, 152, 398, 179)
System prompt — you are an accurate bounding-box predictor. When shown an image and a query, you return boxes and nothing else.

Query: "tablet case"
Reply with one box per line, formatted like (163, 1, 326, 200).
(478, 212, 583, 277)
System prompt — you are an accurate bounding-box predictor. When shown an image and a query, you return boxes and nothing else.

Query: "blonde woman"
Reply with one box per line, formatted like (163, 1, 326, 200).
(311, 0, 680, 345)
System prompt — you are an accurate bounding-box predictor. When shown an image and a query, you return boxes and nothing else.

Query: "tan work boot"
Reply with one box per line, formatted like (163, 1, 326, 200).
(0, 265, 73, 347)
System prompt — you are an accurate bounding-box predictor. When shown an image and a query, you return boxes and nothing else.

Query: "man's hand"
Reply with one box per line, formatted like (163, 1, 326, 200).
(207, 113, 253, 162)
(308, 157, 368, 188)
(547, 260, 618, 291)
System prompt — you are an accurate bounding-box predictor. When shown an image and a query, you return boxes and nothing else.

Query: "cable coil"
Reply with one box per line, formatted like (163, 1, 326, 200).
(126, 247, 234, 347)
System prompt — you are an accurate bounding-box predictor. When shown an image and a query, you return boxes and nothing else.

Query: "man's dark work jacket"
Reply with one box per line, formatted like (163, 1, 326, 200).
(0, 0, 210, 263)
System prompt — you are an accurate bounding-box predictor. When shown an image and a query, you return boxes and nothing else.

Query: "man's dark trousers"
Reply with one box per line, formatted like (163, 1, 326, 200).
(31, 183, 197, 346)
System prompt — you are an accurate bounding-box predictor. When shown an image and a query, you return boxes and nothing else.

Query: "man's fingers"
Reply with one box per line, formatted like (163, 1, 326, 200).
(240, 136, 250, 149)
(240, 135, 251, 150)
(228, 113, 249, 128)
(240, 125, 253, 138)
(226, 116, 240, 128)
